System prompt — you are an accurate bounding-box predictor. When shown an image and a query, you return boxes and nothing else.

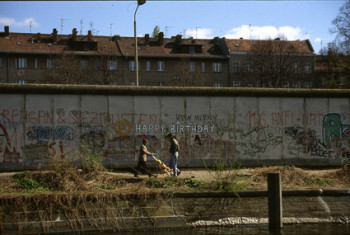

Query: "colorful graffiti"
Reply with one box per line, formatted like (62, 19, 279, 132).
(323, 113, 350, 149)
(1, 101, 350, 169)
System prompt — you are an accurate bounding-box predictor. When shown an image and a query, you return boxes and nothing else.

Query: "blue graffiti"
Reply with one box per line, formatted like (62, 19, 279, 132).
(26, 126, 77, 144)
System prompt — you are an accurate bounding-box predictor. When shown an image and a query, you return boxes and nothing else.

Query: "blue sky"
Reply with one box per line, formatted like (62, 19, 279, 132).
(0, 1, 346, 54)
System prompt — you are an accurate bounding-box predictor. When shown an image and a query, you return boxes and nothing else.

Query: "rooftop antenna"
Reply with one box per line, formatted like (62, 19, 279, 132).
(249, 24, 251, 39)
(29, 20, 33, 33)
(79, 19, 84, 35)
(196, 27, 200, 39)
(165, 26, 172, 37)
(90, 21, 95, 32)
(60, 19, 69, 34)
(110, 23, 114, 36)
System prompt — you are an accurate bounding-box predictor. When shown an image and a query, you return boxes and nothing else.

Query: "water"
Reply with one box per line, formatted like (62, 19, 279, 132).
(90, 224, 350, 235)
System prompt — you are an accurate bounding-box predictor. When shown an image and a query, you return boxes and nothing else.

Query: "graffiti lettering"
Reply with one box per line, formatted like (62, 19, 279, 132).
(26, 126, 77, 144)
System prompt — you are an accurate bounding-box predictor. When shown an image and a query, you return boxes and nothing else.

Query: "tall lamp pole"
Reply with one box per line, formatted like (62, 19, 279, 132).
(134, 0, 146, 86)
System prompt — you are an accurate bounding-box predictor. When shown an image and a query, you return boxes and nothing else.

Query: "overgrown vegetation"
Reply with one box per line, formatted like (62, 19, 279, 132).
(252, 165, 334, 189)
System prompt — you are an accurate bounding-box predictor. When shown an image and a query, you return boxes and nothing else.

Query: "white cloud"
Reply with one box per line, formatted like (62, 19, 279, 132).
(0, 17, 39, 27)
(314, 38, 322, 43)
(184, 28, 213, 39)
(224, 25, 305, 40)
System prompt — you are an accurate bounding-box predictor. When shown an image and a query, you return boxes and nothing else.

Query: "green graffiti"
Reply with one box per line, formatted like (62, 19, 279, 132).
(323, 113, 350, 149)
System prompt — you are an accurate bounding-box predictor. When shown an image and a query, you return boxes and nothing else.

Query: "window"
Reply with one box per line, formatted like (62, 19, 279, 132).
(157, 61, 164, 71)
(47, 59, 52, 69)
(201, 62, 205, 72)
(16, 80, 27, 84)
(107, 61, 117, 70)
(81, 60, 88, 70)
(293, 82, 301, 88)
(35, 59, 39, 69)
(146, 61, 151, 71)
(305, 82, 312, 88)
(189, 62, 195, 72)
(159, 82, 164, 86)
(95, 60, 100, 70)
(245, 62, 252, 72)
(109, 81, 117, 85)
(293, 63, 299, 73)
(146, 82, 151, 86)
(129, 61, 139, 71)
(129, 61, 135, 71)
(255, 65, 262, 72)
(232, 62, 240, 72)
(189, 46, 195, 54)
(15, 58, 27, 68)
(130, 81, 136, 86)
(232, 80, 241, 87)
(173, 75, 180, 80)
(212, 63, 222, 72)
(214, 83, 222, 87)
(305, 64, 311, 73)
(283, 82, 290, 88)
(83, 43, 89, 51)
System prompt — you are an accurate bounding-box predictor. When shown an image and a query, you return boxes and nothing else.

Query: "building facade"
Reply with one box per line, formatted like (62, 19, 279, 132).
(0, 26, 316, 88)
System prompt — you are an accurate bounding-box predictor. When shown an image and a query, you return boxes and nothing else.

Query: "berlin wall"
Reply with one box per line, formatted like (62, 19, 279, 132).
(0, 84, 349, 171)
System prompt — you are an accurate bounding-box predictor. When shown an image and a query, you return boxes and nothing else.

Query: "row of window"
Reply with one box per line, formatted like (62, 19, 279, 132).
(91, 60, 223, 73)
(231, 61, 312, 73)
(232, 80, 313, 88)
(2, 57, 313, 75)
(1, 57, 224, 73)
(11, 58, 53, 69)
(12, 79, 224, 87)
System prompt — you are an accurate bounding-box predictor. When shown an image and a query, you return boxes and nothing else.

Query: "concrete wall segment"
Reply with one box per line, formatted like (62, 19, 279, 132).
(1, 84, 350, 170)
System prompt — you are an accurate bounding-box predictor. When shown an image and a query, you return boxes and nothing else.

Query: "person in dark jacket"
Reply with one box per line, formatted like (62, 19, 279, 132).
(134, 138, 155, 177)
(167, 133, 181, 177)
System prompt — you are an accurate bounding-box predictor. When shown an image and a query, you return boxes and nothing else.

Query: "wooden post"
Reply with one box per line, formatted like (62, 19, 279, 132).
(268, 172, 283, 229)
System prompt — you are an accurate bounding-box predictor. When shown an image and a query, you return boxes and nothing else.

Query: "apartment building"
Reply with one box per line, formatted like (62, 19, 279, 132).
(0, 26, 316, 88)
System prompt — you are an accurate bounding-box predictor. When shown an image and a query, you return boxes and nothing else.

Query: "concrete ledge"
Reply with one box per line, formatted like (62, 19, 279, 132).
(1, 83, 350, 98)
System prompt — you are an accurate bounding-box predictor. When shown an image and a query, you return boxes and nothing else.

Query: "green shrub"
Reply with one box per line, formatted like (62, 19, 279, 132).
(146, 177, 178, 188)
(184, 178, 204, 188)
(13, 174, 49, 192)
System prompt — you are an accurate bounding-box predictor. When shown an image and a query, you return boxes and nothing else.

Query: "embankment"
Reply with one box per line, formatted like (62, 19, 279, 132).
(1, 190, 350, 234)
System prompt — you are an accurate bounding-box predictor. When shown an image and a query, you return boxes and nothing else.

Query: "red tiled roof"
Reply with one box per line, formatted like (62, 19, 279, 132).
(226, 38, 314, 54)
(0, 29, 314, 57)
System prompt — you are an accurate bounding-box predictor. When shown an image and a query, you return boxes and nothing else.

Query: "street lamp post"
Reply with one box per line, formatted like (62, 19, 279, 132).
(134, 0, 146, 86)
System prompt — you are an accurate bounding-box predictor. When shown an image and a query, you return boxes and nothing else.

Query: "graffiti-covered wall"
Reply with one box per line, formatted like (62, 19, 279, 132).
(0, 84, 349, 170)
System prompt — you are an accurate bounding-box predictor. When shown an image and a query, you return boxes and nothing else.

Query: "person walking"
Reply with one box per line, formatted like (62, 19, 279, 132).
(134, 138, 155, 177)
(167, 133, 181, 177)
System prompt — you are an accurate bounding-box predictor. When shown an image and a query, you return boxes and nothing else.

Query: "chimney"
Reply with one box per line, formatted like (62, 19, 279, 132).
(52, 28, 58, 43)
(144, 34, 149, 45)
(175, 34, 182, 43)
(36, 33, 41, 42)
(111, 34, 120, 41)
(72, 28, 77, 41)
(4, 26, 9, 37)
(158, 32, 164, 45)
(88, 30, 92, 41)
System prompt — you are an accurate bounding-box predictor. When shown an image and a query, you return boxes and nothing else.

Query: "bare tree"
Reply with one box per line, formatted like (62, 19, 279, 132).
(171, 58, 205, 87)
(47, 53, 87, 84)
(238, 38, 313, 88)
(47, 49, 123, 85)
(319, 1, 350, 88)
(330, 0, 350, 54)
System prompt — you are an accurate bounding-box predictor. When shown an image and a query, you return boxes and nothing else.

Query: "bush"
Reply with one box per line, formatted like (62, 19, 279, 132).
(184, 178, 204, 188)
